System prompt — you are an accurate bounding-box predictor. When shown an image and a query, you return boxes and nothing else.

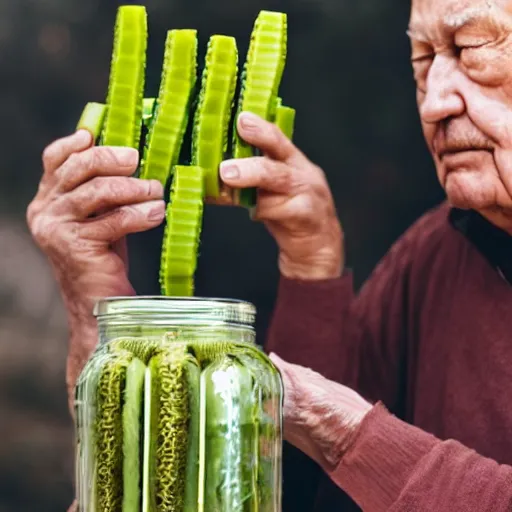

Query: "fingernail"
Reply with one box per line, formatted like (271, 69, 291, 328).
(114, 147, 138, 166)
(149, 179, 165, 197)
(239, 111, 259, 130)
(220, 162, 240, 180)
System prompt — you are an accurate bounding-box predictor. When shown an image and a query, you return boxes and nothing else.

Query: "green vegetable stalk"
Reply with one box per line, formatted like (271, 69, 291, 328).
(95, 351, 133, 511)
(144, 346, 201, 511)
(101, 5, 147, 149)
(123, 358, 147, 512)
(159, 165, 205, 297)
(198, 354, 256, 512)
(192, 35, 238, 199)
(231, 11, 288, 207)
(139, 30, 198, 188)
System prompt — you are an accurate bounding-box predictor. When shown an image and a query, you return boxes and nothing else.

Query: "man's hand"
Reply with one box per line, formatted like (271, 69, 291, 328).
(27, 129, 165, 401)
(220, 112, 344, 280)
(270, 353, 372, 472)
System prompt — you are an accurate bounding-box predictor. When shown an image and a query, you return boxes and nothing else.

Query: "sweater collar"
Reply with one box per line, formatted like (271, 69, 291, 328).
(449, 207, 512, 285)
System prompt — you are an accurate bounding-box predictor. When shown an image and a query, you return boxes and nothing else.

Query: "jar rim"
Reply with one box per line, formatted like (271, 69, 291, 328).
(93, 296, 256, 325)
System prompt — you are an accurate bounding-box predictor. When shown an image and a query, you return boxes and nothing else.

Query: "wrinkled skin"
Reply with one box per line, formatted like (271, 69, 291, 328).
(26, 130, 166, 407)
(269, 353, 372, 471)
(29, 1, 512, 503)
(411, 0, 512, 233)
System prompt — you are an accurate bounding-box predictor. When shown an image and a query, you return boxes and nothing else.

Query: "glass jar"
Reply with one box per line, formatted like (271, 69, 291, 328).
(74, 296, 283, 512)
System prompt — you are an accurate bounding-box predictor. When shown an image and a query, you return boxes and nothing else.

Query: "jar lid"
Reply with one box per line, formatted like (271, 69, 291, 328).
(93, 296, 256, 327)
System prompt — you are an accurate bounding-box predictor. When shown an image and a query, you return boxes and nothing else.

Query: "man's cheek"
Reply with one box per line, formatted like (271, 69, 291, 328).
(492, 149, 512, 195)
(463, 84, 512, 147)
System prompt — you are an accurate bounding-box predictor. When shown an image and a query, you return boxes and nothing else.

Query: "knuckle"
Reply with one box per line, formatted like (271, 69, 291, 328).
(100, 216, 121, 240)
(42, 143, 57, 167)
(263, 161, 291, 190)
(28, 215, 52, 248)
(267, 123, 282, 146)
(311, 179, 331, 202)
(67, 148, 97, 173)
(66, 151, 85, 172)
(95, 146, 119, 168)
(99, 206, 137, 240)
(26, 200, 38, 227)
(298, 194, 316, 219)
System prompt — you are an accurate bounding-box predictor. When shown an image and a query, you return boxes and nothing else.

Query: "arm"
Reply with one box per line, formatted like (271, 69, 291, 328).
(271, 355, 512, 512)
(332, 403, 512, 512)
(220, 111, 412, 400)
(221, 113, 423, 510)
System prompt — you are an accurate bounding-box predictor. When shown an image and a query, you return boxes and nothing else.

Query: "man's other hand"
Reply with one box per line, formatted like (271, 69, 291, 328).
(220, 112, 344, 281)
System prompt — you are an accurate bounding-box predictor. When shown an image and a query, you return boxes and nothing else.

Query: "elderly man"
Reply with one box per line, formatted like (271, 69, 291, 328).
(28, 0, 512, 510)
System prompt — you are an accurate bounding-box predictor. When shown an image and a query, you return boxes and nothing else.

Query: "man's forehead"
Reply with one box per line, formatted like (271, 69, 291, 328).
(409, 0, 509, 39)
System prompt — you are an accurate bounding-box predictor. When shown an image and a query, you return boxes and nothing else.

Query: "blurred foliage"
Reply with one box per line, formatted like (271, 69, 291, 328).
(0, 0, 443, 510)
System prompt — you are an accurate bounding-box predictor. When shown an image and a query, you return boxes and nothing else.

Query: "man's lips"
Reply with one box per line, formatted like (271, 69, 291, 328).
(438, 147, 491, 159)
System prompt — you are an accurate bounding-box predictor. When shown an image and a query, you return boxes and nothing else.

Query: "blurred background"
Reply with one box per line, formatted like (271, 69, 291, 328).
(0, 0, 444, 510)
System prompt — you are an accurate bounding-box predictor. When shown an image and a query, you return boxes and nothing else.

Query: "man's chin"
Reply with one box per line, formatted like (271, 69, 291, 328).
(443, 171, 495, 211)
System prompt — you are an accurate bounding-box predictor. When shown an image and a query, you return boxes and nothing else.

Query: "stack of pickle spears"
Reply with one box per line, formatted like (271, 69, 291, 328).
(76, 5, 296, 298)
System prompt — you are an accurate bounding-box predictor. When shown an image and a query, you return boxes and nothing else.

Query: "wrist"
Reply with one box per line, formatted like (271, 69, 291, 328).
(278, 220, 344, 280)
(312, 396, 372, 471)
(279, 250, 343, 280)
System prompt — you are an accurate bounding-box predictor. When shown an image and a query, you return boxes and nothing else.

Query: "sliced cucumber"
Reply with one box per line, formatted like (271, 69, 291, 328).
(122, 357, 146, 512)
(192, 35, 238, 198)
(101, 5, 148, 149)
(139, 30, 198, 188)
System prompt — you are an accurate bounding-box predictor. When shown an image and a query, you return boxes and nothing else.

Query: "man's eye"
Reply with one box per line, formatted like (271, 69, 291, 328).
(411, 54, 434, 64)
(411, 56, 433, 93)
(455, 41, 491, 55)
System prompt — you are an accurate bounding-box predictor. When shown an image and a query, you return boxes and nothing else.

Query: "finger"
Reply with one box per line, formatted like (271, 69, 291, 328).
(79, 200, 166, 242)
(56, 146, 140, 192)
(237, 111, 301, 162)
(54, 176, 164, 219)
(42, 130, 93, 175)
(220, 156, 295, 194)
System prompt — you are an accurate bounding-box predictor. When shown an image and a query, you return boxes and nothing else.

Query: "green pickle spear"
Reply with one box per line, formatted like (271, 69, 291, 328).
(122, 357, 147, 512)
(143, 346, 201, 511)
(76, 102, 107, 141)
(231, 11, 288, 208)
(198, 354, 257, 511)
(101, 5, 147, 149)
(192, 35, 238, 199)
(140, 30, 198, 188)
(159, 165, 205, 296)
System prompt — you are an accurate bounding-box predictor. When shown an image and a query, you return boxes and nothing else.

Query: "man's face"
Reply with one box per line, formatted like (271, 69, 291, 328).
(410, 0, 512, 230)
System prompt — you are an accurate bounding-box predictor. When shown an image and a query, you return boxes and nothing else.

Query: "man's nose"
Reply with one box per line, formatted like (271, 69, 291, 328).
(420, 54, 465, 123)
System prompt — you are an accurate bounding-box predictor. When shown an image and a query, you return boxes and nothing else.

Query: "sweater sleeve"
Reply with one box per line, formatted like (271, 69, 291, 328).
(265, 272, 355, 382)
(265, 227, 414, 409)
(330, 403, 512, 512)
(264, 205, 449, 511)
(264, 239, 414, 512)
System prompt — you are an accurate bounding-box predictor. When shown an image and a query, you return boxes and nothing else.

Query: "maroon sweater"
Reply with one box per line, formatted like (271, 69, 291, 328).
(266, 202, 512, 511)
